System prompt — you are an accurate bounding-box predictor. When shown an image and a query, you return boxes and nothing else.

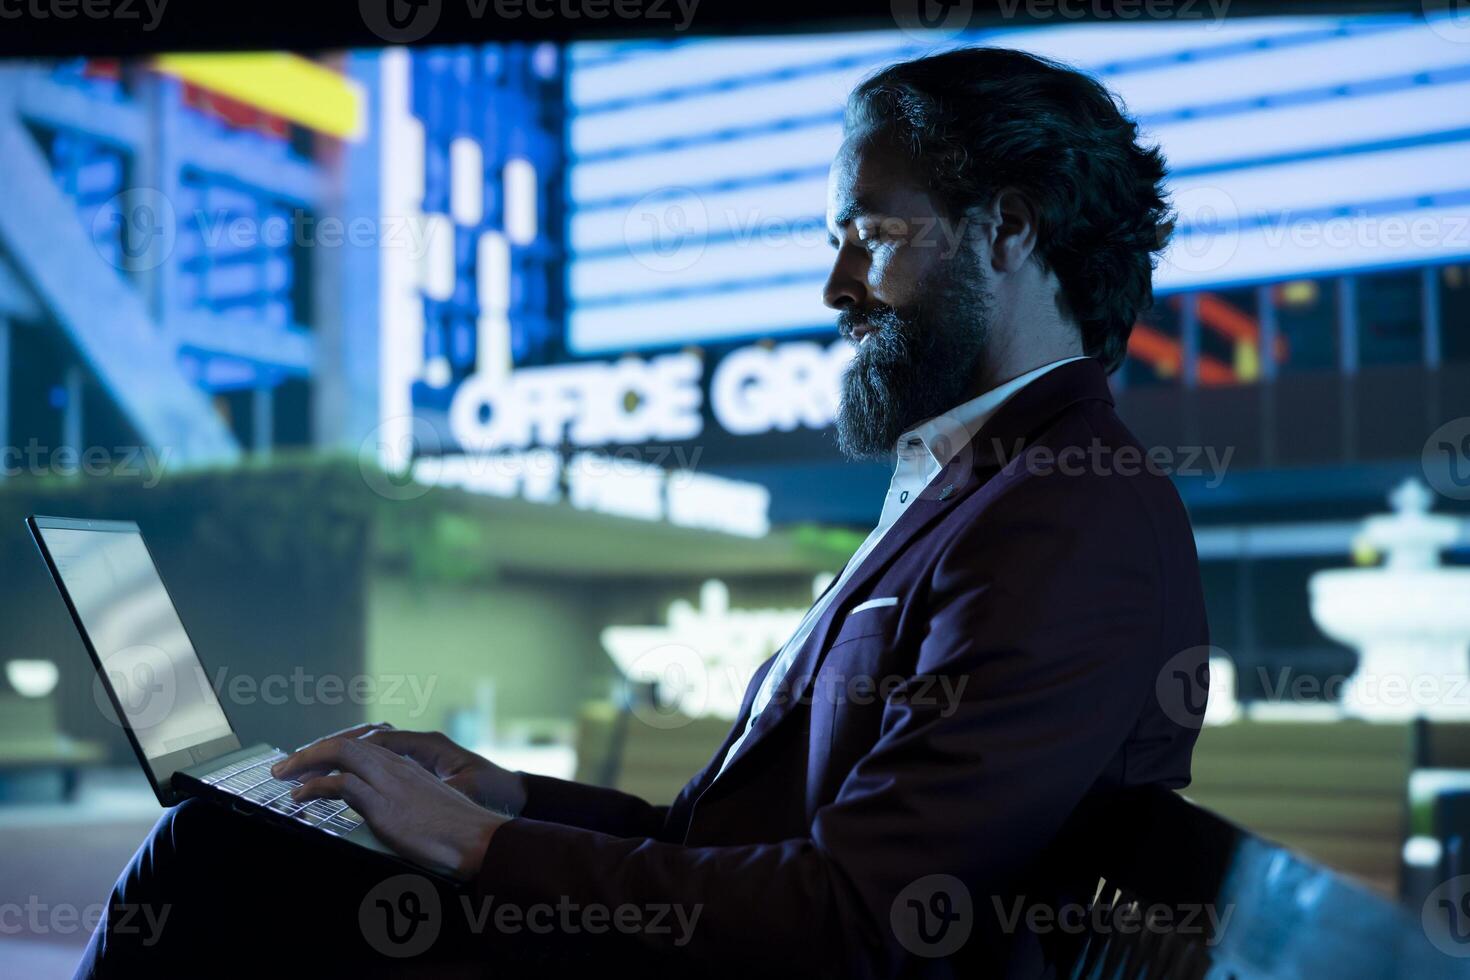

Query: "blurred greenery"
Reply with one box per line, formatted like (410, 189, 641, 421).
(0, 453, 376, 582)
(0, 454, 531, 585)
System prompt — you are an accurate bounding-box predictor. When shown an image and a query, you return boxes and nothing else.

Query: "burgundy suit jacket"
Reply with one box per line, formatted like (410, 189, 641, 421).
(478, 357, 1209, 977)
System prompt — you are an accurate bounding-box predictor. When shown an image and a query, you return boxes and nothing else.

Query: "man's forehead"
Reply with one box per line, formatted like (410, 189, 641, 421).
(826, 137, 930, 225)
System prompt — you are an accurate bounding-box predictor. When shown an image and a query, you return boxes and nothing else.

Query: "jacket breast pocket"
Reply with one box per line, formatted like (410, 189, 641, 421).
(821, 600, 903, 692)
(828, 598, 900, 650)
(809, 600, 903, 805)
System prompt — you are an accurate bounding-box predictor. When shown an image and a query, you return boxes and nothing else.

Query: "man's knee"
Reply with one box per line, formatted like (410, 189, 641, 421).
(141, 796, 286, 879)
(154, 797, 236, 852)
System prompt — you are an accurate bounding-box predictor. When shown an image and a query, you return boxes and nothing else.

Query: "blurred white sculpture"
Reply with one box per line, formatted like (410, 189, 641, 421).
(1310, 479, 1470, 720)
(600, 579, 813, 720)
(4, 659, 59, 699)
(1204, 655, 1242, 726)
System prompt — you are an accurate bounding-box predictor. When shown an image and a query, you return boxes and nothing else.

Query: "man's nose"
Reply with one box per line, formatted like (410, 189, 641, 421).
(823, 256, 864, 312)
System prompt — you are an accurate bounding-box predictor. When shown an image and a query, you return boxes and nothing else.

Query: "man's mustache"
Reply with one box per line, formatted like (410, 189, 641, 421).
(836, 307, 903, 343)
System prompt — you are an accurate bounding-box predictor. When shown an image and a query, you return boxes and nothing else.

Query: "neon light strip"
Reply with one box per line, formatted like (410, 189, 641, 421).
(153, 53, 364, 140)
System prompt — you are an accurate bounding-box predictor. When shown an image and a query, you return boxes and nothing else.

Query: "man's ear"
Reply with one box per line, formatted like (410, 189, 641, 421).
(989, 187, 1040, 274)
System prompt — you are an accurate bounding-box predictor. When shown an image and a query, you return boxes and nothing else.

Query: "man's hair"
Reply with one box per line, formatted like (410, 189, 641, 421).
(845, 47, 1172, 373)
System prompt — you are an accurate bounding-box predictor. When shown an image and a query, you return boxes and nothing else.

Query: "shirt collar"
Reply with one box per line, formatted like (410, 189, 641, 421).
(898, 356, 1092, 469)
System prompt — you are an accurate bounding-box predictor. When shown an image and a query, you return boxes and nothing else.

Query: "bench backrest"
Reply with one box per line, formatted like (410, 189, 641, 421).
(1048, 786, 1453, 980)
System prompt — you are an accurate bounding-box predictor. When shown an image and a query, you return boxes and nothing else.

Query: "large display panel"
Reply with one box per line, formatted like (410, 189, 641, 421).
(564, 17, 1470, 354)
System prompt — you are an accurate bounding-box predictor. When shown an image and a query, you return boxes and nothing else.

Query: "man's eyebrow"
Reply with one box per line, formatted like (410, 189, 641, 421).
(827, 198, 880, 247)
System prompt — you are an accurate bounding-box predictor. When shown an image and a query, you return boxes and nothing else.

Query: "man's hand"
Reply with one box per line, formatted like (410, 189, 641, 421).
(272, 733, 506, 881)
(275, 723, 528, 815)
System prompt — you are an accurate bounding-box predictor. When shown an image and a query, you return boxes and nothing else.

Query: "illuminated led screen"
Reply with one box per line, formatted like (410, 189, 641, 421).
(565, 15, 1470, 355)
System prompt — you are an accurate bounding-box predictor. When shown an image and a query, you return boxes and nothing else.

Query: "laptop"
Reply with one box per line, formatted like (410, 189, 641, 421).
(26, 515, 451, 883)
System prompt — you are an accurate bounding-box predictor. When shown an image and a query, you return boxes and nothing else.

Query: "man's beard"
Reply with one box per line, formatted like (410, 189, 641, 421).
(834, 254, 993, 460)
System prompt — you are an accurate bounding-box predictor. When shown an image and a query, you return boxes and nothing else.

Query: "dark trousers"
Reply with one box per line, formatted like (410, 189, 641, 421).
(75, 797, 498, 979)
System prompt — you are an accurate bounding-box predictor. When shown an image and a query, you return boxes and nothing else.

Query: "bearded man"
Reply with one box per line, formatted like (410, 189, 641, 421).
(79, 46, 1208, 980)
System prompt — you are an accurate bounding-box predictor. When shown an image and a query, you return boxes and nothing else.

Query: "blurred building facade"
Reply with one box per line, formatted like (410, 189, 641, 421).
(1, 19, 1469, 714)
(0, 56, 376, 465)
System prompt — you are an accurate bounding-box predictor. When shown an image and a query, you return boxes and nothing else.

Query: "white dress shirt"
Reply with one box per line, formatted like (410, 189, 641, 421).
(713, 355, 1089, 778)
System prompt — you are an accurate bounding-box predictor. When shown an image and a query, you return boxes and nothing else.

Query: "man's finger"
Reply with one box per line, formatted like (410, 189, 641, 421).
(284, 725, 395, 780)
(273, 734, 389, 781)
(291, 771, 379, 817)
(359, 729, 448, 769)
(282, 722, 393, 765)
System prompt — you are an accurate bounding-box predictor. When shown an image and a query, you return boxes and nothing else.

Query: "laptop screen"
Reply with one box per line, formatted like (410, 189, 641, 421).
(33, 521, 239, 790)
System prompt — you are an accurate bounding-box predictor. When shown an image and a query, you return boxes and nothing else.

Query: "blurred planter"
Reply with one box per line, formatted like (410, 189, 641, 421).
(0, 456, 853, 766)
(0, 456, 378, 759)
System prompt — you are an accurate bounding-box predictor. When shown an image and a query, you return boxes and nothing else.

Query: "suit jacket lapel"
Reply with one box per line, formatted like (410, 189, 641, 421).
(706, 358, 1115, 786)
(708, 471, 985, 783)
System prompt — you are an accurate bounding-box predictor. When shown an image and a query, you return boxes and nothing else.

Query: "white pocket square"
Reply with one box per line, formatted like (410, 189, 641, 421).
(850, 596, 899, 614)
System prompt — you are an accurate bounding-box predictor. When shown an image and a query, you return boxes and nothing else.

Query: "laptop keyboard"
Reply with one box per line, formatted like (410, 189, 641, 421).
(200, 748, 365, 837)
